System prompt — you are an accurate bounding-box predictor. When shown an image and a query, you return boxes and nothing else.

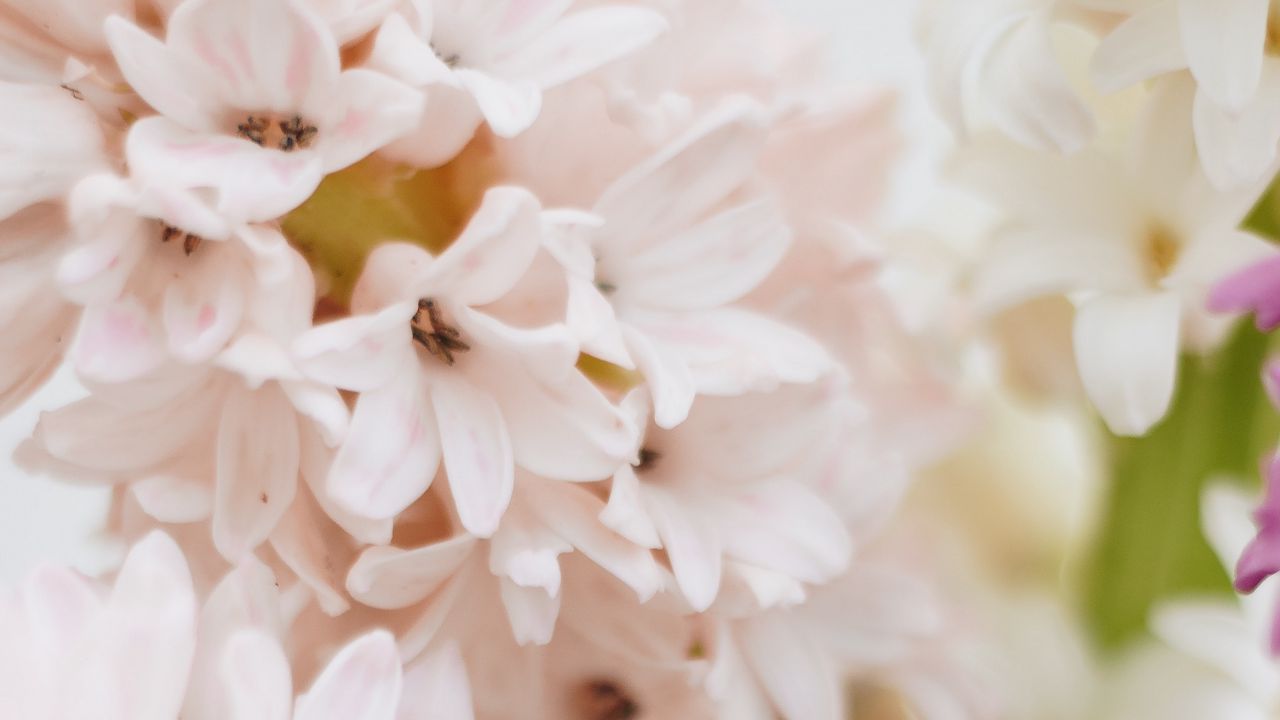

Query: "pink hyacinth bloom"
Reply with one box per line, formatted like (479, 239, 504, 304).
(104, 0, 423, 223)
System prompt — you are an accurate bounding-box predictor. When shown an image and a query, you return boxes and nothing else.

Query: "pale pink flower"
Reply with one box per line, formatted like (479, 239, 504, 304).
(558, 99, 831, 428)
(295, 186, 636, 535)
(0, 81, 107, 415)
(345, 471, 664, 650)
(601, 384, 852, 613)
(0, 531, 197, 720)
(25, 248, 361, 563)
(368, 0, 667, 166)
(104, 0, 423, 223)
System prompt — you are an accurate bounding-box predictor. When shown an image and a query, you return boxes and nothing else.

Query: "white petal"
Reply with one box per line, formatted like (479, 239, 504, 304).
(420, 186, 544, 306)
(453, 69, 542, 138)
(316, 68, 424, 172)
(294, 302, 419, 392)
(269, 487, 352, 616)
(167, 0, 341, 114)
(1178, 0, 1269, 112)
(617, 200, 791, 311)
(0, 82, 106, 220)
(1092, 1, 1186, 92)
(432, 373, 514, 538)
(126, 117, 325, 224)
(629, 308, 832, 397)
(295, 631, 403, 720)
(565, 276, 632, 369)
(739, 615, 841, 720)
(103, 17, 221, 131)
(977, 9, 1094, 153)
(498, 576, 560, 646)
(1073, 291, 1181, 436)
(600, 464, 661, 549)
(80, 531, 197, 720)
(1191, 70, 1280, 189)
(213, 386, 301, 561)
(368, 12, 455, 87)
(1152, 601, 1276, 699)
(484, 355, 637, 481)
(162, 250, 247, 364)
(620, 324, 694, 429)
(594, 99, 767, 248)
(524, 478, 663, 601)
(221, 630, 293, 720)
(500, 7, 667, 89)
(74, 296, 168, 383)
(329, 375, 441, 519)
(133, 475, 213, 523)
(716, 481, 852, 585)
(346, 535, 476, 610)
(398, 643, 474, 720)
(644, 485, 721, 612)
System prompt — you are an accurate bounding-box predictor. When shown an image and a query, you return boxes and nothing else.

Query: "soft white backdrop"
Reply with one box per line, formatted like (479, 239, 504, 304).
(0, 0, 933, 583)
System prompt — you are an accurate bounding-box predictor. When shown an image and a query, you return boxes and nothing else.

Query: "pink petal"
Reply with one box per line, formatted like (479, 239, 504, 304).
(643, 485, 722, 612)
(167, 0, 340, 114)
(0, 82, 107, 220)
(295, 631, 403, 720)
(629, 308, 832, 398)
(316, 68, 424, 172)
(621, 322, 695, 430)
(213, 385, 301, 561)
(479, 353, 637, 481)
(163, 249, 247, 364)
(498, 576, 560, 646)
(594, 100, 768, 249)
(421, 186, 545, 306)
(104, 16, 222, 131)
(220, 631, 292, 720)
(453, 68, 542, 138)
(524, 477, 663, 601)
(346, 535, 476, 610)
(431, 372, 515, 537)
(618, 200, 791, 311)
(294, 302, 419, 392)
(398, 643, 474, 720)
(738, 615, 841, 720)
(74, 296, 167, 384)
(500, 6, 667, 89)
(1208, 253, 1280, 331)
(328, 373, 442, 519)
(126, 117, 325, 223)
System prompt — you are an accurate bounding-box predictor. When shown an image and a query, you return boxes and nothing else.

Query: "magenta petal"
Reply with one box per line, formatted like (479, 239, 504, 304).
(1207, 253, 1280, 330)
(1235, 454, 1280, 592)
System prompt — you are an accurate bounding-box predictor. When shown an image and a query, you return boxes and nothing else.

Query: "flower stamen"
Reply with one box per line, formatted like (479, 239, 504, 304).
(412, 298, 470, 365)
(635, 447, 661, 472)
(575, 679, 639, 720)
(236, 114, 318, 152)
(161, 224, 203, 256)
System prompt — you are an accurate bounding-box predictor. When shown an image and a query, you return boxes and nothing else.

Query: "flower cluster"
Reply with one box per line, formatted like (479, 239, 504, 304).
(0, 0, 980, 717)
(922, 0, 1280, 435)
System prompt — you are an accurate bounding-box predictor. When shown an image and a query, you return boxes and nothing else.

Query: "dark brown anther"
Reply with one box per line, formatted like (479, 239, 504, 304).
(161, 224, 203, 256)
(278, 115, 318, 152)
(237, 114, 317, 152)
(635, 448, 661, 472)
(236, 115, 270, 146)
(577, 680, 639, 720)
(412, 298, 471, 365)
